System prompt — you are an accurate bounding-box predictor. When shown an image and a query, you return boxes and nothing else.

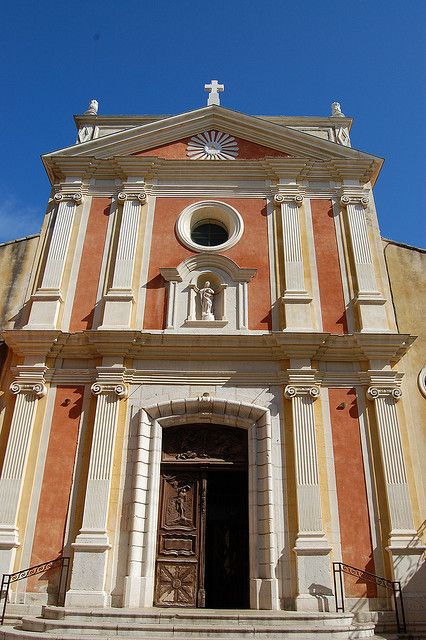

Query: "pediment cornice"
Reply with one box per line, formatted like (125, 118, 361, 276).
(43, 106, 383, 184)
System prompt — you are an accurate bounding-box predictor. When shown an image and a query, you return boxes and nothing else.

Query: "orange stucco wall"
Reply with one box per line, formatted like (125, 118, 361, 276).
(329, 388, 376, 597)
(310, 199, 347, 334)
(134, 135, 290, 160)
(69, 198, 111, 332)
(144, 197, 271, 330)
(28, 386, 84, 591)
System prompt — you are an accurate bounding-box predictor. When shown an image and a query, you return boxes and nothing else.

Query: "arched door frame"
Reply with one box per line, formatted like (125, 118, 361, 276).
(124, 396, 279, 610)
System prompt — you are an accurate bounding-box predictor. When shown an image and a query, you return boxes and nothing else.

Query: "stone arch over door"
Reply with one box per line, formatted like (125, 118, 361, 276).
(123, 396, 279, 610)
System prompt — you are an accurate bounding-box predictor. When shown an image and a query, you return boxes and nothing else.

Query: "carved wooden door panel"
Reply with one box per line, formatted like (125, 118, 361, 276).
(154, 470, 206, 607)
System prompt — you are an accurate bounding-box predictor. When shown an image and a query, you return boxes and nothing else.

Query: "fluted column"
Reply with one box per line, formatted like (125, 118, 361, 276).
(0, 377, 46, 575)
(340, 194, 387, 331)
(367, 386, 425, 591)
(285, 384, 331, 610)
(27, 191, 82, 329)
(275, 193, 312, 331)
(67, 373, 127, 607)
(101, 191, 146, 328)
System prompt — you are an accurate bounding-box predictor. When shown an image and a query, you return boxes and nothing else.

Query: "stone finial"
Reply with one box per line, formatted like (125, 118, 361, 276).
(204, 80, 224, 106)
(84, 99, 99, 115)
(331, 101, 345, 117)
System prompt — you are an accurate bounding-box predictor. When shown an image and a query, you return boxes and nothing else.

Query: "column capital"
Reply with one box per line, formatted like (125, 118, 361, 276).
(340, 194, 369, 209)
(367, 386, 402, 402)
(285, 385, 320, 400)
(274, 193, 304, 207)
(9, 381, 47, 398)
(53, 190, 83, 204)
(91, 382, 128, 398)
(117, 191, 147, 203)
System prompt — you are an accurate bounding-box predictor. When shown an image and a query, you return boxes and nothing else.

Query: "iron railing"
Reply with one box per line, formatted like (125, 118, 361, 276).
(0, 556, 69, 626)
(333, 561, 406, 634)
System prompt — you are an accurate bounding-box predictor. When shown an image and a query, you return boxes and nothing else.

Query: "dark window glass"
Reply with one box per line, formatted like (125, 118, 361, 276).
(191, 221, 228, 247)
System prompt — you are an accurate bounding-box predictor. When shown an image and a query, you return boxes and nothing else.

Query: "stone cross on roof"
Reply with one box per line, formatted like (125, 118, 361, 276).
(204, 80, 224, 106)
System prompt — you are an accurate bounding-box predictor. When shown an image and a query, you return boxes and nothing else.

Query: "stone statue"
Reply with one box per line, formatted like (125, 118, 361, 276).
(199, 281, 215, 320)
(331, 101, 345, 117)
(84, 99, 99, 115)
(336, 126, 351, 147)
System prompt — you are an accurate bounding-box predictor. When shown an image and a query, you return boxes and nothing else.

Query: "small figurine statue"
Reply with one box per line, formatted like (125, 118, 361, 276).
(199, 281, 215, 320)
(77, 125, 92, 143)
(331, 101, 345, 117)
(84, 99, 99, 115)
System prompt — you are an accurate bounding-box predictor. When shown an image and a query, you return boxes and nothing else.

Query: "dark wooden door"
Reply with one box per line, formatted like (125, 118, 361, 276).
(154, 425, 248, 608)
(154, 469, 206, 607)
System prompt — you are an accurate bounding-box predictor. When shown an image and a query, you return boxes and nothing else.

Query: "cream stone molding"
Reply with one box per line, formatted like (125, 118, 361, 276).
(418, 365, 426, 398)
(367, 386, 402, 401)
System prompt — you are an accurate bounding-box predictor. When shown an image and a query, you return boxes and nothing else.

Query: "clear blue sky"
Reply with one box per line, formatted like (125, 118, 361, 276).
(1, 0, 425, 246)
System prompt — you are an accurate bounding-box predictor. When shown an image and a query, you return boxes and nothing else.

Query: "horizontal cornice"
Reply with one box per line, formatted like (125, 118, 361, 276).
(2, 330, 415, 364)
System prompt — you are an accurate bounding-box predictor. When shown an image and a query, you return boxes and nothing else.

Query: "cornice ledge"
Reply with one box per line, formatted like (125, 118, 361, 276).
(354, 333, 416, 361)
(2, 329, 65, 357)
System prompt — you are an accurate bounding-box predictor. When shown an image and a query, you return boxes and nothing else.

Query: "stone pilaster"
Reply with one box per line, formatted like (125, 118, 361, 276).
(0, 370, 47, 575)
(275, 192, 312, 331)
(285, 382, 331, 610)
(101, 191, 146, 328)
(340, 193, 387, 331)
(66, 370, 127, 607)
(27, 191, 83, 329)
(367, 385, 425, 604)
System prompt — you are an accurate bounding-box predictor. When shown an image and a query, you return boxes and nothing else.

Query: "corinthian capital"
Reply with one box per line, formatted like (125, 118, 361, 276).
(91, 382, 128, 398)
(340, 194, 369, 209)
(285, 385, 320, 400)
(10, 381, 47, 398)
(274, 193, 304, 207)
(367, 386, 402, 402)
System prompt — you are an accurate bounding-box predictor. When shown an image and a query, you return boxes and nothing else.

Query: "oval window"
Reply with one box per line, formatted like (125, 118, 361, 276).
(191, 220, 229, 247)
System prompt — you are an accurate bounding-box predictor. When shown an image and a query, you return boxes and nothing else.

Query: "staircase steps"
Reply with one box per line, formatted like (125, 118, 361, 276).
(0, 606, 378, 640)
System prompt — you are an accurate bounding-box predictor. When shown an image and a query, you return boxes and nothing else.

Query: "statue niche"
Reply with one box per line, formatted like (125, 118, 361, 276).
(193, 274, 226, 323)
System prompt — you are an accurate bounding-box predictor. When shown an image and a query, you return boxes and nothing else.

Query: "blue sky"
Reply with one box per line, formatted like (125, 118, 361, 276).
(1, 0, 425, 246)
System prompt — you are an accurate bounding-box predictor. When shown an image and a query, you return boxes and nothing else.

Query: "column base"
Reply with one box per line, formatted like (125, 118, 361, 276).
(281, 294, 313, 331)
(99, 291, 134, 329)
(67, 531, 111, 607)
(123, 576, 144, 608)
(387, 533, 426, 624)
(0, 526, 20, 575)
(293, 533, 333, 612)
(355, 294, 388, 332)
(250, 578, 280, 610)
(26, 290, 62, 329)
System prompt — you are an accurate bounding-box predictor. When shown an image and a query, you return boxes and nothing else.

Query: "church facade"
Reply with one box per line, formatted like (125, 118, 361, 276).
(0, 90, 424, 625)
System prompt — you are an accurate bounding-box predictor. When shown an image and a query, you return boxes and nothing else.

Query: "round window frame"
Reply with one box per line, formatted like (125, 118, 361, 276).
(176, 200, 244, 253)
(418, 366, 426, 399)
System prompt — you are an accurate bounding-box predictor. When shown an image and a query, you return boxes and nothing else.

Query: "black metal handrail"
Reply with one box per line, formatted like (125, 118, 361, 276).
(333, 561, 406, 634)
(0, 556, 69, 626)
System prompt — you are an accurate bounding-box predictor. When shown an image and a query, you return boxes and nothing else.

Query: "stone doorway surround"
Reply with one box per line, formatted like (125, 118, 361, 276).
(123, 395, 279, 610)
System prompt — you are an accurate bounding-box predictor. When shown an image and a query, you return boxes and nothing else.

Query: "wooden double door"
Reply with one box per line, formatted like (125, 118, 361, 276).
(154, 425, 249, 609)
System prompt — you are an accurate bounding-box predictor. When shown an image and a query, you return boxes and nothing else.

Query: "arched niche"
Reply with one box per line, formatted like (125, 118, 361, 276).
(160, 254, 256, 332)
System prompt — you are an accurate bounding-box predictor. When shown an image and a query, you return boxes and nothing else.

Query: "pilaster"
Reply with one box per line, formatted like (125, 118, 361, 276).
(285, 366, 332, 610)
(275, 189, 313, 331)
(27, 190, 83, 329)
(66, 366, 128, 607)
(0, 367, 47, 575)
(367, 382, 425, 578)
(101, 190, 146, 329)
(340, 192, 387, 331)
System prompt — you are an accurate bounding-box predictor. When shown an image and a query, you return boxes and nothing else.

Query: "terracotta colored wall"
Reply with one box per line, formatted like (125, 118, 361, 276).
(310, 199, 347, 334)
(69, 198, 111, 331)
(134, 136, 289, 160)
(28, 386, 84, 591)
(329, 388, 376, 597)
(144, 197, 271, 330)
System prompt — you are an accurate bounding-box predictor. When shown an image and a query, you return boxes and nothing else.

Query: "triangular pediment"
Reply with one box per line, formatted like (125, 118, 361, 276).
(45, 105, 381, 165)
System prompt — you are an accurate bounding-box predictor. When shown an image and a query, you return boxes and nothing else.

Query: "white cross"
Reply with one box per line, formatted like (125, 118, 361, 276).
(204, 79, 224, 106)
